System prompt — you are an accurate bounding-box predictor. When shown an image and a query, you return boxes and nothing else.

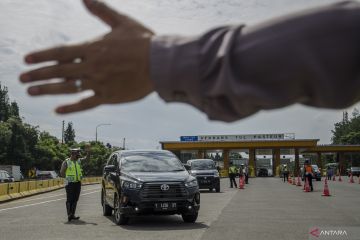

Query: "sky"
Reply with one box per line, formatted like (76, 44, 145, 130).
(0, 0, 359, 149)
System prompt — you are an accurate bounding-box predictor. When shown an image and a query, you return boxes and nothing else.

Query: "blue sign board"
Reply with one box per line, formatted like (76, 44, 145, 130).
(180, 136, 198, 142)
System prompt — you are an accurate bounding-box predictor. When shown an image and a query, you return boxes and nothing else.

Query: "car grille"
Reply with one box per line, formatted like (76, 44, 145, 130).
(140, 182, 188, 200)
(197, 176, 214, 181)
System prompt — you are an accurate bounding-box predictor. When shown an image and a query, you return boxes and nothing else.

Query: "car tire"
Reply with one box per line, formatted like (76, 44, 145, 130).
(182, 212, 198, 223)
(114, 195, 129, 225)
(209, 188, 213, 192)
(215, 185, 220, 193)
(102, 189, 113, 216)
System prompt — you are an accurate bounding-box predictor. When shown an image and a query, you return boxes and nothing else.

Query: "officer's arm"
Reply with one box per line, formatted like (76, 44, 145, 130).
(60, 161, 67, 178)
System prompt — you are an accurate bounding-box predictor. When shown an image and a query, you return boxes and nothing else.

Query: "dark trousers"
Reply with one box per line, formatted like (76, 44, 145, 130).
(327, 175, 332, 180)
(65, 182, 81, 217)
(245, 174, 249, 184)
(283, 173, 289, 182)
(229, 173, 237, 188)
(305, 173, 313, 191)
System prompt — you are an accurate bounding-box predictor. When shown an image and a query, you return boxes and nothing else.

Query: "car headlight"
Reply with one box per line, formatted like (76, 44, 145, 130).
(185, 179, 198, 188)
(214, 171, 219, 177)
(122, 180, 142, 189)
(190, 172, 197, 177)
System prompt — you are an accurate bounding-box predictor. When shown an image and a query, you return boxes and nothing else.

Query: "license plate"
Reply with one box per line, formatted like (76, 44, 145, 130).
(201, 180, 210, 184)
(154, 202, 177, 211)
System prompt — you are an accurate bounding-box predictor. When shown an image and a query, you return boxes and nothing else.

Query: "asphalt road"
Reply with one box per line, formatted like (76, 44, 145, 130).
(1, 177, 359, 240)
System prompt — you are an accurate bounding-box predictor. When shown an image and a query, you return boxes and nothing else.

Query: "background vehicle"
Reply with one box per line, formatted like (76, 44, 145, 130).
(257, 168, 269, 177)
(348, 166, 360, 177)
(0, 170, 14, 183)
(186, 159, 220, 192)
(0, 165, 23, 181)
(102, 150, 200, 225)
(36, 171, 59, 180)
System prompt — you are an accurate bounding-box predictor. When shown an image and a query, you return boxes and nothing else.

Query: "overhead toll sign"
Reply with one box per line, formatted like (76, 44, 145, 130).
(180, 134, 295, 142)
(180, 136, 199, 142)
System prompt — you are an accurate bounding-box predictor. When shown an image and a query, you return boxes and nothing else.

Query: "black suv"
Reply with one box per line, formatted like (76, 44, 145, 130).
(101, 150, 200, 225)
(186, 159, 220, 192)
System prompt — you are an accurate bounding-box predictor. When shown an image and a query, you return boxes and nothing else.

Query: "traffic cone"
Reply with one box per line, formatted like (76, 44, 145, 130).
(296, 175, 302, 186)
(349, 173, 354, 183)
(338, 175, 342, 182)
(239, 176, 245, 189)
(322, 179, 331, 196)
(304, 178, 310, 192)
(292, 176, 296, 185)
(332, 175, 336, 181)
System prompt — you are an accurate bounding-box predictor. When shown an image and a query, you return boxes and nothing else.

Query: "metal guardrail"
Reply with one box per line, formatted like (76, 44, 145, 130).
(0, 177, 102, 202)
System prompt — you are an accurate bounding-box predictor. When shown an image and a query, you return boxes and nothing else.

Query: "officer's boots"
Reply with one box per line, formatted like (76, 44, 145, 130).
(71, 202, 80, 220)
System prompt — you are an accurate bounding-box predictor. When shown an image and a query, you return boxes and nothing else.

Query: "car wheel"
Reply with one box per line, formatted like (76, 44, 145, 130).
(114, 195, 129, 225)
(216, 185, 220, 193)
(182, 212, 198, 223)
(209, 188, 213, 192)
(102, 189, 113, 216)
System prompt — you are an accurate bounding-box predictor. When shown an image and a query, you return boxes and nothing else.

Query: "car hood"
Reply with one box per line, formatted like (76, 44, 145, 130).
(122, 171, 192, 183)
(190, 169, 217, 175)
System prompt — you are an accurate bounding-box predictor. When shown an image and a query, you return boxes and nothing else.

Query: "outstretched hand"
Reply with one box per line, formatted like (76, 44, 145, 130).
(20, 0, 154, 114)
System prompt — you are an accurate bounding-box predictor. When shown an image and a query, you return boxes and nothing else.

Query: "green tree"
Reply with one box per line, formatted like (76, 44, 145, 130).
(0, 83, 10, 121)
(64, 122, 76, 144)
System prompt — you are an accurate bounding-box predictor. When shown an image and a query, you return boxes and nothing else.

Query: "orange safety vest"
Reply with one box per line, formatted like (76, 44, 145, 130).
(305, 166, 313, 174)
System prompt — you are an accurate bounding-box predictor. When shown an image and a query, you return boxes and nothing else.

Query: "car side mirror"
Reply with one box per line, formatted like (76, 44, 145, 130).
(104, 165, 116, 174)
(184, 164, 191, 171)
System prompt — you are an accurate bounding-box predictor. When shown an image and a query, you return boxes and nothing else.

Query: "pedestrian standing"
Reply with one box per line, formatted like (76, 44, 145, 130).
(282, 165, 289, 182)
(244, 164, 249, 184)
(304, 161, 314, 191)
(60, 146, 90, 222)
(228, 162, 238, 188)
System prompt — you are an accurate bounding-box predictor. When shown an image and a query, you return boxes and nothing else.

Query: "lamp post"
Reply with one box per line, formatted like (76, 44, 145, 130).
(95, 123, 111, 142)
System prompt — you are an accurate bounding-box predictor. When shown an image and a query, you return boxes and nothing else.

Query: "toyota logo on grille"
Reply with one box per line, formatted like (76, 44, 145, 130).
(160, 184, 170, 191)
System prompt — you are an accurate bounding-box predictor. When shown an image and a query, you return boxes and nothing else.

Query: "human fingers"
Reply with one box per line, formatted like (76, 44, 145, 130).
(83, 0, 122, 28)
(27, 79, 90, 96)
(55, 95, 101, 114)
(20, 62, 86, 83)
(24, 44, 85, 64)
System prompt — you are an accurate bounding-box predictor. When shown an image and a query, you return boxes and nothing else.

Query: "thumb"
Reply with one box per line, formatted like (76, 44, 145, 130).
(83, 0, 120, 28)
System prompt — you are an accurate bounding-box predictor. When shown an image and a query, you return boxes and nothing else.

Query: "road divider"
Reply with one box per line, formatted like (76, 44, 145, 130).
(0, 177, 101, 203)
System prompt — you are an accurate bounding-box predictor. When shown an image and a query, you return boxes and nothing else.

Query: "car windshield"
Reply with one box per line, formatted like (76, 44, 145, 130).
(312, 165, 319, 171)
(121, 151, 185, 172)
(191, 160, 215, 170)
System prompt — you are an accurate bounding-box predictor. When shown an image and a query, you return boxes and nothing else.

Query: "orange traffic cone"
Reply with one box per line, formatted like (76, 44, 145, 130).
(332, 175, 336, 181)
(349, 173, 354, 183)
(296, 175, 302, 186)
(338, 175, 342, 182)
(322, 179, 331, 196)
(292, 176, 296, 185)
(304, 178, 310, 192)
(239, 176, 245, 189)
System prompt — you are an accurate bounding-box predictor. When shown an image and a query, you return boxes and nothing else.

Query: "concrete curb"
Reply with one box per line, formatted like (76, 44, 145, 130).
(0, 179, 101, 204)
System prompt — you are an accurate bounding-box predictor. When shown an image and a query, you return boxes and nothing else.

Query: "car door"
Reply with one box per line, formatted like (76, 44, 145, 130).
(104, 154, 116, 207)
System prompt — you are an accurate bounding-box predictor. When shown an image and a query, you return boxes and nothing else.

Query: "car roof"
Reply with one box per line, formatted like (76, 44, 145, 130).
(188, 159, 214, 162)
(115, 149, 171, 154)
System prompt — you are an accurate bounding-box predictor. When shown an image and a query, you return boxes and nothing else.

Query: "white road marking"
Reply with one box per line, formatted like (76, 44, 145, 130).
(0, 190, 100, 212)
(0, 187, 100, 206)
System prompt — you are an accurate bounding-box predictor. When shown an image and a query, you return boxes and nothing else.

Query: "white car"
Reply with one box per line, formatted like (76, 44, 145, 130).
(0, 170, 15, 183)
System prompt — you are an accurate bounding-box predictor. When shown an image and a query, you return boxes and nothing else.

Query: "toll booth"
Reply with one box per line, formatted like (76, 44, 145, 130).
(160, 134, 360, 177)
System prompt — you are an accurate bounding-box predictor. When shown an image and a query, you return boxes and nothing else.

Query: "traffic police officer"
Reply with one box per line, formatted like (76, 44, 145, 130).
(228, 162, 238, 188)
(60, 147, 90, 222)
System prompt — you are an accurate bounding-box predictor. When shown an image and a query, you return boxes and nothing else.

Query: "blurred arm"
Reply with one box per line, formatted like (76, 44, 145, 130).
(151, 1, 360, 122)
